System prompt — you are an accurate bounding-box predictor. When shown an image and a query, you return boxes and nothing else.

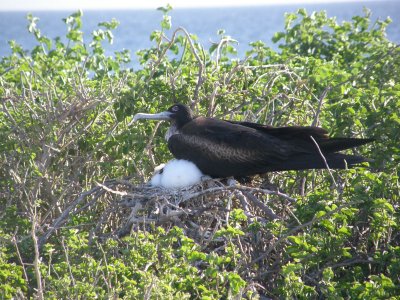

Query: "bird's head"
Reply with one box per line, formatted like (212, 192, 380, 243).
(133, 103, 193, 128)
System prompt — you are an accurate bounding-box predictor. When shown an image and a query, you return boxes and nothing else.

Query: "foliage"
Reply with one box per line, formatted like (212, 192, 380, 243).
(0, 7, 399, 299)
(36, 227, 246, 299)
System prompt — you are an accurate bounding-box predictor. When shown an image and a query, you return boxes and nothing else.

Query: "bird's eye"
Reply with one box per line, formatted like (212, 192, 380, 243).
(172, 106, 179, 112)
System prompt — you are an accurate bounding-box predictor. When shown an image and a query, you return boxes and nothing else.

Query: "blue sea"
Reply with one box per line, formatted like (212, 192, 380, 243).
(0, 1, 399, 68)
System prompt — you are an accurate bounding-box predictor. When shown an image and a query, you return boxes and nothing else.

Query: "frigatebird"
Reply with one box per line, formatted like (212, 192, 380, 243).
(150, 159, 205, 188)
(133, 104, 373, 178)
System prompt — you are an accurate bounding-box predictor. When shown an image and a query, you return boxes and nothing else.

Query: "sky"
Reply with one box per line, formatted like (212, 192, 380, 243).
(0, 0, 377, 11)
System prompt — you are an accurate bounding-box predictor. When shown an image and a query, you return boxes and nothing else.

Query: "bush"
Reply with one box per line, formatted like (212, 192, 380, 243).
(0, 7, 399, 299)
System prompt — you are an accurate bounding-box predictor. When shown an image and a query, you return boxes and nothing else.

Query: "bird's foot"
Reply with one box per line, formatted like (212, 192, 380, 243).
(227, 177, 238, 187)
(200, 175, 212, 181)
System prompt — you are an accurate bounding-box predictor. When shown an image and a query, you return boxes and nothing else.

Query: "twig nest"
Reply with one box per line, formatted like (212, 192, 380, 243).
(150, 159, 206, 189)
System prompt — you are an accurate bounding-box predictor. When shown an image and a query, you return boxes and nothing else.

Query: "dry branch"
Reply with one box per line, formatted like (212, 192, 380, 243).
(37, 178, 295, 251)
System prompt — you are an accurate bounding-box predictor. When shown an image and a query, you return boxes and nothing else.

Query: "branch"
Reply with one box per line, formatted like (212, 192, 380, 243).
(311, 85, 331, 127)
(309, 135, 337, 187)
(247, 199, 363, 275)
(38, 186, 102, 248)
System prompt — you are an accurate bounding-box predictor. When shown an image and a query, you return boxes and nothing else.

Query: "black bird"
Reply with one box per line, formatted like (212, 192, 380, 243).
(133, 103, 373, 178)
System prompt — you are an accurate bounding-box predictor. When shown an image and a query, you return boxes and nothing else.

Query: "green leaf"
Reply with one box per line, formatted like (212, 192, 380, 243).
(161, 15, 172, 30)
(157, 4, 173, 14)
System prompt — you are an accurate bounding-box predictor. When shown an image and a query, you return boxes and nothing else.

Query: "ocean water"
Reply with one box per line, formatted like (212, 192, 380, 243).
(0, 1, 399, 68)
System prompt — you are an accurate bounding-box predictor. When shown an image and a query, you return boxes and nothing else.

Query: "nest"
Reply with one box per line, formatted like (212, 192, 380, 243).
(39, 178, 296, 248)
(124, 181, 292, 236)
(36, 177, 299, 290)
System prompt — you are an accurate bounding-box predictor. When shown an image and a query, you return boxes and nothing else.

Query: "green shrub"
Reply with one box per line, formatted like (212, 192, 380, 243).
(0, 7, 399, 299)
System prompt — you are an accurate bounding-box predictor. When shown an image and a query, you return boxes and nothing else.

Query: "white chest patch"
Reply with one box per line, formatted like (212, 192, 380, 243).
(165, 124, 180, 141)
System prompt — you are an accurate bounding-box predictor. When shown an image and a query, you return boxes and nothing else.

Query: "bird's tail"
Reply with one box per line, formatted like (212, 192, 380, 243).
(318, 138, 374, 153)
(266, 153, 371, 172)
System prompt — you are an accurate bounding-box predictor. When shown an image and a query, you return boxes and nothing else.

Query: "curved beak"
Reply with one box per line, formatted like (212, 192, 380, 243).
(133, 111, 173, 122)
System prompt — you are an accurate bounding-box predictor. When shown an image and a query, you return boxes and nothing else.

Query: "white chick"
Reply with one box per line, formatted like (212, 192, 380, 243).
(150, 159, 204, 189)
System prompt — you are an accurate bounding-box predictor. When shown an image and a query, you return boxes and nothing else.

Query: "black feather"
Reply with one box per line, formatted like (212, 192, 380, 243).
(137, 104, 374, 178)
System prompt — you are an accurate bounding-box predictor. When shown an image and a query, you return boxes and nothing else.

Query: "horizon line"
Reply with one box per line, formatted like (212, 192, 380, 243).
(0, 0, 385, 12)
